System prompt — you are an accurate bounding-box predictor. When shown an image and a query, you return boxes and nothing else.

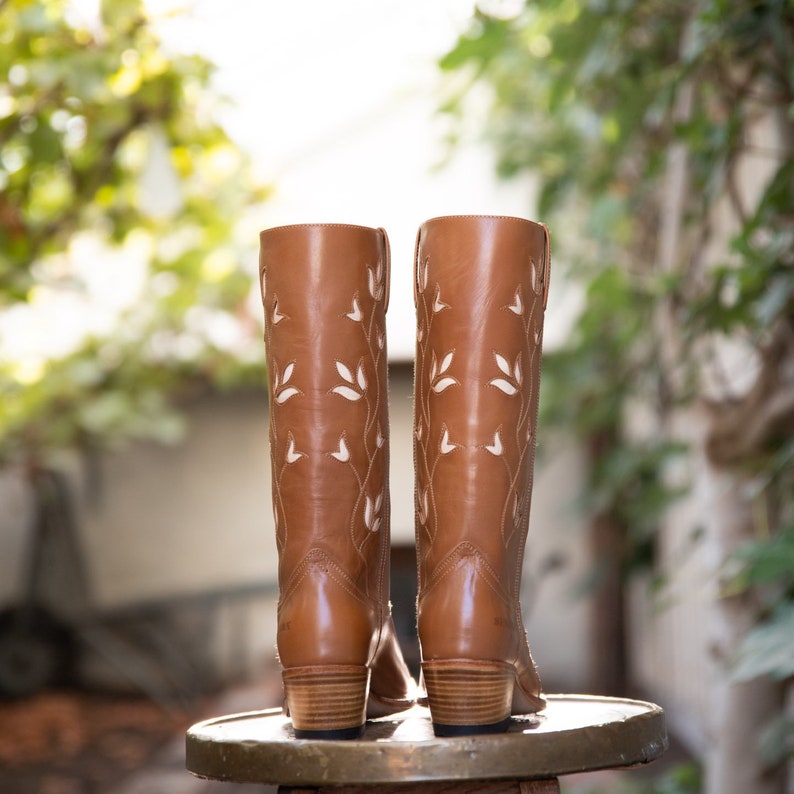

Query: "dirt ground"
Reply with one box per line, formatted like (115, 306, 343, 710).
(0, 689, 193, 793)
(0, 675, 282, 794)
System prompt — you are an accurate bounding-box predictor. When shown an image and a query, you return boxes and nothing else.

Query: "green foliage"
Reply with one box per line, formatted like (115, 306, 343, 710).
(722, 443, 794, 704)
(540, 262, 688, 573)
(440, 3, 683, 216)
(649, 764, 702, 794)
(728, 519, 794, 598)
(682, 159, 794, 345)
(540, 266, 651, 434)
(440, 0, 794, 775)
(576, 762, 702, 794)
(758, 714, 794, 767)
(728, 445, 794, 687)
(0, 0, 269, 465)
(734, 601, 794, 681)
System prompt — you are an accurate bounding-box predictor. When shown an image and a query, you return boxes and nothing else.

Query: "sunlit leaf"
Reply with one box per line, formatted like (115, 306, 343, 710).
(733, 603, 794, 682)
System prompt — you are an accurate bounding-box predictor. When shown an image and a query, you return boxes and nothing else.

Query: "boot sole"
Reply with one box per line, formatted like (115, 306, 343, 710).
(283, 665, 369, 739)
(422, 659, 515, 736)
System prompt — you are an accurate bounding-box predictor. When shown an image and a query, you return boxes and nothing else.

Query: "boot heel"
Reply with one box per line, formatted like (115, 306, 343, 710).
(282, 665, 370, 739)
(422, 660, 515, 736)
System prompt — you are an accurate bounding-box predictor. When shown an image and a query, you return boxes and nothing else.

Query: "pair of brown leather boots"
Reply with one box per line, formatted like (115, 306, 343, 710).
(259, 215, 550, 739)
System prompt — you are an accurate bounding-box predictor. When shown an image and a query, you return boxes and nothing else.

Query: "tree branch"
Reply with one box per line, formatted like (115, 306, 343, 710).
(705, 319, 794, 464)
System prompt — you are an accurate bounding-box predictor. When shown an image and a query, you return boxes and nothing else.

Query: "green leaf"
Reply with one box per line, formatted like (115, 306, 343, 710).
(650, 762, 703, 794)
(758, 714, 794, 766)
(732, 529, 794, 591)
(439, 15, 510, 71)
(733, 602, 794, 682)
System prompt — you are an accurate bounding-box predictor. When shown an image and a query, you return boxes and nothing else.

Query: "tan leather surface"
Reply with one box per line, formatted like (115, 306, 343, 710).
(413, 215, 549, 713)
(259, 223, 413, 707)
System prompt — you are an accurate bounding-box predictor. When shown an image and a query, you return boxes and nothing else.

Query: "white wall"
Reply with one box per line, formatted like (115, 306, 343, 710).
(77, 390, 274, 608)
(0, 370, 591, 691)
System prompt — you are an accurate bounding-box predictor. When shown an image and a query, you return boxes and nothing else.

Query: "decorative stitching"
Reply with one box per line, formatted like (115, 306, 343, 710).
(266, 255, 390, 593)
(420, 542, 510, 606)
(415, 254, 543, 556)
(280, 548, 375, 610)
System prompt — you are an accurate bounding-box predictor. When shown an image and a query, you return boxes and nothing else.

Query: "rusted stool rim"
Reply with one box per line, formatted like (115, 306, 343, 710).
(185, 694, 667, 786)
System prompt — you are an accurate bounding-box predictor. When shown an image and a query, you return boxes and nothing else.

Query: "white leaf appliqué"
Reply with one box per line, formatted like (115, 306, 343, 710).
(333, 360, 364, 400)
(433, 377, 458, 393)
(531, 258, 542, 295)
(433, 286, 450, 314)
(272, 296, 287, 325)
(440, 427, 459, 455)
(495, 353, 511, 376)
(336, 361, 354, 383)
(372, 492, 383, 533)
(368, 261, 384, 301)
(489, 379, 518, 396)
(273, 361, 302, 404)
(376, 425, 385, 448)
(275, 387, 300, 404)
(346, 298, 362, 322)
(430, 350, 459, 393)
(331, 435, 350, 462)
(506, 288, 523, 316)
(485, 430, 503, 456)
(332, 385, 362, 401)
(489, 353, 520, 394)
(364, 492, 383, 532)
(285, 433, 306, 464)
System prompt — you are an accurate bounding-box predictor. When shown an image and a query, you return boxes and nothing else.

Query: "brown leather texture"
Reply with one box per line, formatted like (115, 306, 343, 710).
(259, 223, 413, 714)
(414, 215, 549, 714)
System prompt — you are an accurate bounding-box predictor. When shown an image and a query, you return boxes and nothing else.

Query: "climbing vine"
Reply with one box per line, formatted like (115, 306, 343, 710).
(440, 0, 794, 782)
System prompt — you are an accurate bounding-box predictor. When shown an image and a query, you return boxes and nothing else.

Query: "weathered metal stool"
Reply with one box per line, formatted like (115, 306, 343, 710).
(185, 694, 667, 792)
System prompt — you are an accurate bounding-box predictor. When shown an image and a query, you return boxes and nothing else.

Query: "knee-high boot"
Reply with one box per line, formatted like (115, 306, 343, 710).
(259, 223, 414, 739)
(413, 214, 550, 735)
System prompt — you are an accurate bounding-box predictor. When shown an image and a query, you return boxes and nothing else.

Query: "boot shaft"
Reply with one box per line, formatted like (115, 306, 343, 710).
(414, 215, 550, 593)
(259, 223, 391, 601)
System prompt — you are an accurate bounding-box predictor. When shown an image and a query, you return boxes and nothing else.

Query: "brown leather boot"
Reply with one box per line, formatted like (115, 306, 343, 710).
(413, 215, 550, 736)
(259, 223, 415, 739)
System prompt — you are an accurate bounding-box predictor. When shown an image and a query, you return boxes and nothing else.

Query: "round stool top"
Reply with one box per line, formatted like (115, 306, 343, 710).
(186, 694, 667, 786)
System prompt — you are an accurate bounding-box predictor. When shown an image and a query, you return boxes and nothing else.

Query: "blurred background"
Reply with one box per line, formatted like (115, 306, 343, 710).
(0, 0, 792, 792)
